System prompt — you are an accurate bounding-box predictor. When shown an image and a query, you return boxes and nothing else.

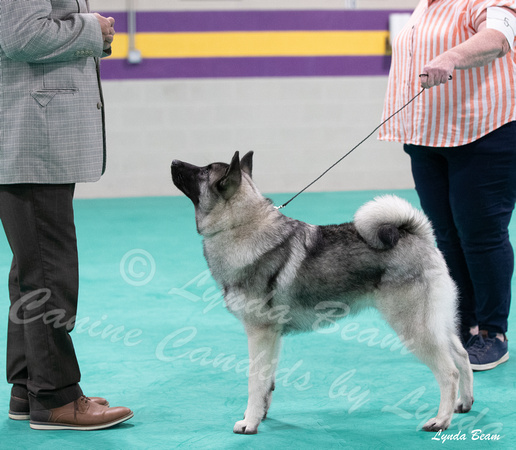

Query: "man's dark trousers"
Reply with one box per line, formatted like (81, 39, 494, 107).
(0, 184, 83, 411)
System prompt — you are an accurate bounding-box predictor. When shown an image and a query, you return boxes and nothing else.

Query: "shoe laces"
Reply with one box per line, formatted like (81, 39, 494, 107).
(73, 396, 90, 420)
(467, 332, 504, 359)
(467, 334, 488, 359)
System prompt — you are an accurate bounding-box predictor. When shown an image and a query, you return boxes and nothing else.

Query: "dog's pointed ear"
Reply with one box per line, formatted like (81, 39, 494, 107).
(217, 151, 242, 200)
(241, 151, 253, 178)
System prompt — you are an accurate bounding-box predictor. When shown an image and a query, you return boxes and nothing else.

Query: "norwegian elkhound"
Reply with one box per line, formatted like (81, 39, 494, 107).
(171, 151, 474, 434)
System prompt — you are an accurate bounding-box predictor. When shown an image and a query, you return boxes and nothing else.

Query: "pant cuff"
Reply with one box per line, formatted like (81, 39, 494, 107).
(28, 383, 83, 411)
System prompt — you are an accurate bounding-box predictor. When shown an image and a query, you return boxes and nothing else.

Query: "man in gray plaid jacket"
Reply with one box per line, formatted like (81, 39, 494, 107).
(0, 0, 133, 430)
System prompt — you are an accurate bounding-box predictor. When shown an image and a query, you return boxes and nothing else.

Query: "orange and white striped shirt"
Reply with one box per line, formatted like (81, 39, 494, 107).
(379, 0, 516, 147)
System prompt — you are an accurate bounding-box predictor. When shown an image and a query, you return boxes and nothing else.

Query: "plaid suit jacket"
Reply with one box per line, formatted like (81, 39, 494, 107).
(0, 0, 108, 184)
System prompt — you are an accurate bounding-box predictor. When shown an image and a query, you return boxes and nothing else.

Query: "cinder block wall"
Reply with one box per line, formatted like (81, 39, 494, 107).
(77, 0, 420, 198)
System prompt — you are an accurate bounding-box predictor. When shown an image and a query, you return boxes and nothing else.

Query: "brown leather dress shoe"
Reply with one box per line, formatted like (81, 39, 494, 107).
(29, 396, 133, 430)
(9, 393, 109, 421)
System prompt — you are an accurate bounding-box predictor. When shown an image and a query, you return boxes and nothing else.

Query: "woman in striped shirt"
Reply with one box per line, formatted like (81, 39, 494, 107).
(380, 0, 516, 371)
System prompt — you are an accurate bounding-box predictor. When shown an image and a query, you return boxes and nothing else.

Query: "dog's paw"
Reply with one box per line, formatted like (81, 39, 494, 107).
(422, 417, 451, 432)
(233, 419, 259, 435)
(454, 397, 474, 414)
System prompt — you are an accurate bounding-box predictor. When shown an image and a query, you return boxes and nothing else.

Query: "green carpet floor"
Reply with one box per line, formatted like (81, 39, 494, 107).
(0, 190, 514, 449)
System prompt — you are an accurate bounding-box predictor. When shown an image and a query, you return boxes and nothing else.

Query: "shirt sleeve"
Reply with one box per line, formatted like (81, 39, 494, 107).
(466, 0, 516, 30)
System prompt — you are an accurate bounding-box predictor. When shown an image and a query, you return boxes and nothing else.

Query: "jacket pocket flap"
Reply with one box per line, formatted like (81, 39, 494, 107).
(31, 89, 78, 107)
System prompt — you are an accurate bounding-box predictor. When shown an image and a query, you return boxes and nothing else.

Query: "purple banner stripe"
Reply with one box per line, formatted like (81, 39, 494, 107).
(100, 56, 391, 80)
(104, 10, 412, 34)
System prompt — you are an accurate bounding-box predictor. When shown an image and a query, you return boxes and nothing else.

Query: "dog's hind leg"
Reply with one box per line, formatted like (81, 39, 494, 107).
(449, 334, 474, 413)
(382, 298, 460, 430)
(409, 337, 460, 432)
(233, 324, 282, 435)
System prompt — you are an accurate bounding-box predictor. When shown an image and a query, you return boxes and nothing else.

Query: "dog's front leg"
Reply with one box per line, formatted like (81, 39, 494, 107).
(233, 324, 281, 435)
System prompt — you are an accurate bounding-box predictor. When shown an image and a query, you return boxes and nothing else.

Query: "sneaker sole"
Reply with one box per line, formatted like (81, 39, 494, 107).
(29, 411, 133, 431)
(471, 352, 509, 371)
(9, 411, 30, 421)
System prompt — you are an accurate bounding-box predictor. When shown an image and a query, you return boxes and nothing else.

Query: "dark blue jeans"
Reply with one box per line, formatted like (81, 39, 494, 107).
(404, 121, 516, 335)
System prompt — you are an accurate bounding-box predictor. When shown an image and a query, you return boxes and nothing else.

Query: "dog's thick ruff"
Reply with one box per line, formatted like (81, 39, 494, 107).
(171, 151, 474, 434)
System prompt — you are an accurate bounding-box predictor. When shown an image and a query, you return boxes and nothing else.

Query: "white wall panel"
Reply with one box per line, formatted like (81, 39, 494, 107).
(75, 77, 414, 198)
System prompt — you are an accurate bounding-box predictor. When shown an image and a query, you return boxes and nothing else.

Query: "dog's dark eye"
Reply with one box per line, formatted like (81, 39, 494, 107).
(201, 168, 209, 177)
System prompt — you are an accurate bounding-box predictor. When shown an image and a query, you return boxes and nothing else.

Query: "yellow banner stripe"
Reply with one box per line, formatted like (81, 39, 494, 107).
(111, 31, 389, 59)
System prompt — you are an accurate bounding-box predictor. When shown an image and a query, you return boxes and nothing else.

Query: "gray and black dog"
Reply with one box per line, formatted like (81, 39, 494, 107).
(171, 151, 473, 434)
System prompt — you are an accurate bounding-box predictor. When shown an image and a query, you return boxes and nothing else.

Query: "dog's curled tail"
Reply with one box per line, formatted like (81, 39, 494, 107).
(353, 195, 435, 250)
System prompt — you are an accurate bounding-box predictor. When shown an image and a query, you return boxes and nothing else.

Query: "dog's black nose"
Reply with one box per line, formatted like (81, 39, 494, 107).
(171, 160, 181, 168)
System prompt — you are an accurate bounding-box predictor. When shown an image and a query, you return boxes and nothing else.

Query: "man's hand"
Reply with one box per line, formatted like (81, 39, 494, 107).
(93, 13, 115, 51)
